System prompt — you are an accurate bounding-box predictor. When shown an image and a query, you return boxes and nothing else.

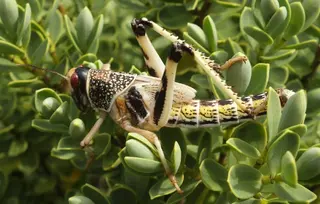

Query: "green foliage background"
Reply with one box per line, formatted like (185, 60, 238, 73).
(0, 0, 320, 203)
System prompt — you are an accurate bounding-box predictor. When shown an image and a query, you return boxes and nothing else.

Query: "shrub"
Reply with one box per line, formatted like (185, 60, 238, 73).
(0, 0, 320, 203)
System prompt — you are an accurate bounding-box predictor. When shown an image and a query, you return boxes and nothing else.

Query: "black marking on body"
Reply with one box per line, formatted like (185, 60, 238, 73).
(153, 72, 168, 125)
(88, 70, 135, 111)
(169, 42, 194, 63)
(131, 18, 152, 36)
(177, 120, 197, 126)
(252, 93, 267, 100)
(199, 119, 219, 125)
(141, 48, 149, 60)
(218, 99, 233, 106)
(220, 117, 239, 123)
(168, 118, 177, 125)
(146, 65, 157, 77)
(125, 86, 148, 125)
(241, 96, 251, 103)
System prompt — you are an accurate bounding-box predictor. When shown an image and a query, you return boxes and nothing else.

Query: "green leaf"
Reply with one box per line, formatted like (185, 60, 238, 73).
(187, 23, 208, 50)
(8, 139, 28, 157)
(110, 186, 136, 204)
(265, 7, 288, 38)
(31, 39, 49, 65)
(92, 133, 112, 159)
(230, 121, 267, 154)
(244, 26, 273, 45)
(261, 49, 296, 62)
(69, 196, 95, 204)
(149, 174, 184, 199)
(0, 58, 25, 73)
(76, 53, 97, 65)
(234, 199, 262, 204)
(32, 119, 68, 133)
(183, 32, 209, 54)
(245, 63, 269, 95)
(260, 0, 279, 21)
(227, 138, 261, 159)
(228, 164, 263, 199)
(199, 158, 228, 191)
(203, 15, 218, 52)
(159, 128, 187, 169)
(278, 90, 306, 131)
(17, 3, 31, 44)
(306, 88, 320, 115)
(283, 39, 317, 50)
(76, 7, 94, 52)
(0, 0, 19, 36)
(18, 150, 39, 175)
(226, 52, 252, 95)
(87, 14, 103, 54)
(0, 40, 25, 56)
(46, 10, 63, 43)
(124, 157, 162, 174)
(301, 0, 320, 31)
(281, 151, 297, 186)
(296, 147, 320, 180)
(191, 74, 211, 89)
(284, 2, 305, 39)
(126, 139, 157, 160)
(158, 5, 194, 29)
(240, 7, 259, 48)
(127, 133, 157, 155)
(171, 142, 182, 174)
(64, 15, 81, 53)
(34, 88, 62, 115)
(0, 171, 8, 200)
(167, 180, 201, 204)
(117, 0, 148, 12)
(41, 97, 60, 118)
(274, 182, 317, 203)
(49, 101, 69, 124)
(267, 87, 282, 140)
(81, 184, 110, 204)
(69, 118, 86, 138)
(269, 66, 289, 85)
(267, 130, 299, 176)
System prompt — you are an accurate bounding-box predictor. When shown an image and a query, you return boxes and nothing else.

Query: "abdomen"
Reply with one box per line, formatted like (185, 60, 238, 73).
(166, 92, 268, 128)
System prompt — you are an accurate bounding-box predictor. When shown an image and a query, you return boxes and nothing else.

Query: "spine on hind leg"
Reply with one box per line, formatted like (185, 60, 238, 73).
(166, 92, 268, 128)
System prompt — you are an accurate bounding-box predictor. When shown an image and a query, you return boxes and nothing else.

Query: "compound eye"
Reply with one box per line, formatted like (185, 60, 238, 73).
(70, 72, 79, 89)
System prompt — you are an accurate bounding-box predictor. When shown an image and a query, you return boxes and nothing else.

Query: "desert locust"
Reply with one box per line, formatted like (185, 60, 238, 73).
(25, 18, 295, 193)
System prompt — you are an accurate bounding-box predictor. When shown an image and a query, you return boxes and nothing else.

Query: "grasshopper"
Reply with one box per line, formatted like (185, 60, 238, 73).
(27, 18, 295, 193)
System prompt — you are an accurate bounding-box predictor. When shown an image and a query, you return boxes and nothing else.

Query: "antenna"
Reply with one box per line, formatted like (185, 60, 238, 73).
(18, 64, 69, 81)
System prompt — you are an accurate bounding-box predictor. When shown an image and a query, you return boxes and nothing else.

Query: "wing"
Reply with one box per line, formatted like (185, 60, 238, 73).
(133, 75, 197, 110)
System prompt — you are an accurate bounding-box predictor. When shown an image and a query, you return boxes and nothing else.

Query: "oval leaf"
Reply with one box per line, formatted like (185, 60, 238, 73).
(158, 5, 194, 29)
(267, 130, 299, 176)
(200, 158, 228, 191)
(281, 151, 298, 186)
(228, 164, 263, 199)
(124, 157, 162, 174)
(278, 90, 306, 131)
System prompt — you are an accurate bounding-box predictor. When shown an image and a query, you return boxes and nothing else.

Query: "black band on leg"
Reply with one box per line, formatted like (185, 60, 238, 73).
(168, 42, 194, 63)
(131, 18, 153, 36)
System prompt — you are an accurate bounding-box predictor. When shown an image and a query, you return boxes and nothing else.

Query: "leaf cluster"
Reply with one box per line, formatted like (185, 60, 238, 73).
(0, 0, 320, 203)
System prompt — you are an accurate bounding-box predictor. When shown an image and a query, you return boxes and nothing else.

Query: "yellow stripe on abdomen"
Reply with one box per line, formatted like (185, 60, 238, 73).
(166, 92, 269, 128)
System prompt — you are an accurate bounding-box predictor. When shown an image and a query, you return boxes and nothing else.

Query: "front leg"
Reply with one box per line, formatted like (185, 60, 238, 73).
(153, 42, 193, 127)
(121, 120, 183, 194)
